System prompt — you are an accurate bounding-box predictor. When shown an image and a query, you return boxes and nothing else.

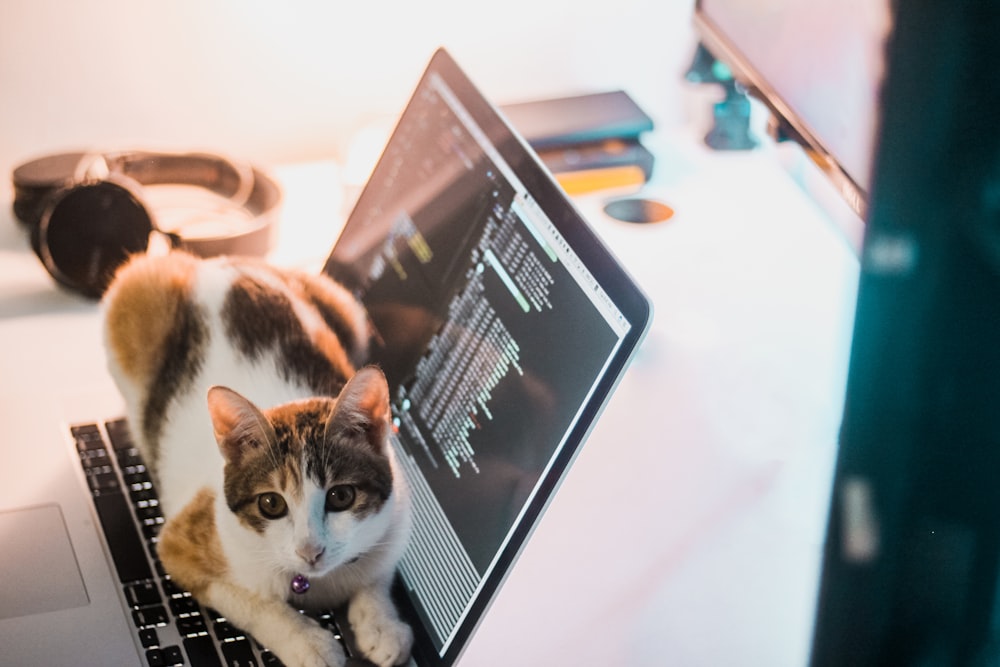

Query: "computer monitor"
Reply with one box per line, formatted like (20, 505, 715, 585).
(697, 1, 1000, 664)
(693, 0, 892, 220)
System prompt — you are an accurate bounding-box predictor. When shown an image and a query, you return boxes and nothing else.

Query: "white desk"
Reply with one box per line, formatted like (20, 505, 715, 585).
(0, 116, 859, 666)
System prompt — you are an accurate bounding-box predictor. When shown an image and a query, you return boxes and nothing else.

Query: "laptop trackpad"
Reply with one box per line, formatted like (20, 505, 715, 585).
(0, 504, 89, 619)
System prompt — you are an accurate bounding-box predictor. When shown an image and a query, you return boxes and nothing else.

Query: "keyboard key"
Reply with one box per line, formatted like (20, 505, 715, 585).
(260, 651, 284, 667)
(105, 418, 135, 450)
(125, 581, 162, 608)
(130, 486, 159, 504)
(143, 520, 164, 541)
(170, 596, 200, 616)
(79, 448, 111, 468)
(125, 470, 153, 487)
(139, 628, 160, 648)
(71, 423, 105, 451)
(221, 638, 258, 667)
(87, 469, 121, 493)
(93, 492, 153, 583)
(135, 497, 161, 510)
(133, 605, 169, 629)
(124, 462, 148, 475)
(177, 613, 209, 637)
(117, 447, 146, 468)
(146, 647, 167, 667)
(138, 505, 163, 522)
(212, 619, 244, 641)
(163, 645, 185, 665)
(183, 635, 224, 667)
(162, 579, 187, 598)
(131, 480, 154, 494)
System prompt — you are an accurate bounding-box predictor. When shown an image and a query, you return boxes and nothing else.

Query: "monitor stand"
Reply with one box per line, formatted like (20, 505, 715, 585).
(685, 43, 758, 151)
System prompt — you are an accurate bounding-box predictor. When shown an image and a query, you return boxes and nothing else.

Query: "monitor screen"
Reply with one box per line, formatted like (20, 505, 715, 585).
(694, 0, 892, 219)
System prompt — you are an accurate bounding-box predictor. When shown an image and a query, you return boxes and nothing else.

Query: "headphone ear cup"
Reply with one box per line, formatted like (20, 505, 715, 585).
(11, 152, 90, 232)
(38, 179, 153, 299)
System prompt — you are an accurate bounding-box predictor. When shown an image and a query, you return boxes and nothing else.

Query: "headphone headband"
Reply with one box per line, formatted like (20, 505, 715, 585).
(11, 150, 282, 297)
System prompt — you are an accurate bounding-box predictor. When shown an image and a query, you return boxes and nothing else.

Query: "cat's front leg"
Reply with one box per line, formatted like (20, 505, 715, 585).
(204, 580, 346, 667)
(348, 584, 414, 667)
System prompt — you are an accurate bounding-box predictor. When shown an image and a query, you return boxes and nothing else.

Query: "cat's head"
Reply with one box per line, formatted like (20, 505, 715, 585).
(206, 366, 397, 578)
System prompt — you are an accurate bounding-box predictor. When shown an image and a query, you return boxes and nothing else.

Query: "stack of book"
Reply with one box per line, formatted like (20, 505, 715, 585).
(501, 90, 655, 195)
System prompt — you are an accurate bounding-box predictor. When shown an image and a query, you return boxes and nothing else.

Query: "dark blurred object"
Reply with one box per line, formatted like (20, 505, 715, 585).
(810, 2, 1000, 665)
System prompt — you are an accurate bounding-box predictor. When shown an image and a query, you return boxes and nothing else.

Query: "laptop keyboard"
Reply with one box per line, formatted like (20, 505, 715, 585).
(71, 419, 353, 667)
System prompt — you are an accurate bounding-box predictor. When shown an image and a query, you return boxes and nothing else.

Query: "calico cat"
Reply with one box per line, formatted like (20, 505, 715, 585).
(102, 250, 414, 667)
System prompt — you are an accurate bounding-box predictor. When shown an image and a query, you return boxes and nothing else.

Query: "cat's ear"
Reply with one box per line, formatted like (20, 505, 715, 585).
(329, 366, 391, 452)
(206, 385, 276, 465)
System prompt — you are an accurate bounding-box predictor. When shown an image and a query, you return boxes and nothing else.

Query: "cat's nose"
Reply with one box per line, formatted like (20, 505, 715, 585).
(296, 544, 326, 566)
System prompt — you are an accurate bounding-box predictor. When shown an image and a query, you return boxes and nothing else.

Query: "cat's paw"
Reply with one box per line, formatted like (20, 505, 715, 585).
(352, 616, 413, 667)
(349, 594, 414, 667)
(270, 620, 346, 667)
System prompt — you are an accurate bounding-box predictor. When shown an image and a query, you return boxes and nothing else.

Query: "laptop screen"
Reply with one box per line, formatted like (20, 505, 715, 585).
(323, 48, 651, 665)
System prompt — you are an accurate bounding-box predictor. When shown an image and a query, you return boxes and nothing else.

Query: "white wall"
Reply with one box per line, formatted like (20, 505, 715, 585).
(0, 0, 697, 184)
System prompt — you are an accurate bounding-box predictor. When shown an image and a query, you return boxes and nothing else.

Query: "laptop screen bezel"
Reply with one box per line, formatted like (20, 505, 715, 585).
(325, 47, 652, 666)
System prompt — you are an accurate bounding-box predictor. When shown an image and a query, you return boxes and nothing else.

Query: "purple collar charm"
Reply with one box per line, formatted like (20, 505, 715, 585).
(291, 574, 310, 595)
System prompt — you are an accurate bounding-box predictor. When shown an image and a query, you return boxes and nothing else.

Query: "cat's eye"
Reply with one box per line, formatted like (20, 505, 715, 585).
(257, 492, 288, 519)
(326, 485, 356, 513)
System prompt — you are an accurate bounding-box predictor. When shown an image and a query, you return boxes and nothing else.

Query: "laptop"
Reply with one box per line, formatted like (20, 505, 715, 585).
(0, 47, 651, 666)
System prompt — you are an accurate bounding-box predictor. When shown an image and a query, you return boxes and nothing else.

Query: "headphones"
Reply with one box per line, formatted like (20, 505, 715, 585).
(12, 150, 281, 298)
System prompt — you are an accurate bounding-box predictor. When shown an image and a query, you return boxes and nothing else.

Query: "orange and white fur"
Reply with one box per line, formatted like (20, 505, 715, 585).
(102, 251, 413, 667)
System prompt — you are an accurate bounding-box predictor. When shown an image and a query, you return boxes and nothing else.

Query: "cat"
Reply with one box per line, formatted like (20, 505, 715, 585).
(102, 250, 414, 667)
